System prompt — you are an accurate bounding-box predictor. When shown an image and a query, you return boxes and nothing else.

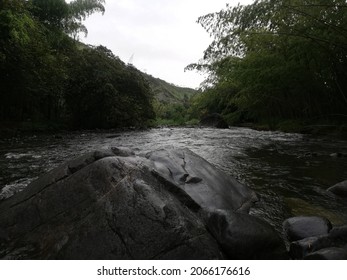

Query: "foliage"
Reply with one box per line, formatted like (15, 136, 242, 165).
(65, 46, 154, 128)
(143, 73, 197, 103)
(65, 0, 105, 38)
(143, 74, 198, 126)
(0, 0, 64, 122)
(31, 0, 105, 38)
(31, 0, 69, 28)
(0, 0, 155, 130)
(188, 0, 347, 127)
(153, 100, 192, 126)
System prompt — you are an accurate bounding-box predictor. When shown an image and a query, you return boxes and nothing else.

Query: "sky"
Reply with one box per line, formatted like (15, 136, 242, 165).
(79, 0, 254, 89)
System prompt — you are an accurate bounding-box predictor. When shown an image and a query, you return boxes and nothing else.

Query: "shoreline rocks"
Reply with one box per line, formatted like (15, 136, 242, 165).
(283, 216, 332, 242)
(283, 216, 347, 259)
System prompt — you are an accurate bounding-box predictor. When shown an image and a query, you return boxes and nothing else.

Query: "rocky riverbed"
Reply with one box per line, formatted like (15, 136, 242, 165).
(1, 146, 347, 259)
(1, 127, 347, 259)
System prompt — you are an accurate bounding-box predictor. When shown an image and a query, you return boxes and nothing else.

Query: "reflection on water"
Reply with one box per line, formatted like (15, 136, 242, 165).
(1, 127, 347, 232)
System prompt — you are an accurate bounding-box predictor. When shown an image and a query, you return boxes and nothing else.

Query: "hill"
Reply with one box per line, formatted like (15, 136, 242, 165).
(140, 73, 198, 126)
(142, 73, 197, 104)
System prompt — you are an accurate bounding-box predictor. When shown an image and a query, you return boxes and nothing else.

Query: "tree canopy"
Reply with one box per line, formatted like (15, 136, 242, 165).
(31, 0, 105, 37)
(0, 0, 155, 130)
(188, 0, 347, 129)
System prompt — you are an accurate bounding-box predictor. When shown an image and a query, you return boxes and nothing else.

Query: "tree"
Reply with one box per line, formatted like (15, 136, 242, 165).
(0, 0, 155, 130)
(31, 0, 105, 38)
(31, 0, 69, 28)
(188, 0, 347, 125)
(65, 46, 155, 128)
(0, 0, 53, 121)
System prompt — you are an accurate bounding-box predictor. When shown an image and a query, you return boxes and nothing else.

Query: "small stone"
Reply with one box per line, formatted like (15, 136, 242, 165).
(328, 225, 347, 245)
(289, 235, 331, 259)
(327, 180, 347, 197)
(283, 216, 332, 242)
(304, 247, 347, 260)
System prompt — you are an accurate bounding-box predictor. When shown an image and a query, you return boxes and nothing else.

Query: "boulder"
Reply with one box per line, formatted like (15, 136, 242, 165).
(304, 247, 347, 260)
(289, 235, 331, 259)
(288, 225, 347, 259)
(146, 148, 258, 213)
(0, 147, 258, 260)
(327, 180, 347, 197)
(328, 225, 347, 246)
(283, 216, 332, 242)
(206, 210, 287, 259)
(200, 113, 229, 129)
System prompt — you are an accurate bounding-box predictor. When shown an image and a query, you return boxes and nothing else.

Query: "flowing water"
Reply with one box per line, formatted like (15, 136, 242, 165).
(1, 127, 347, 232)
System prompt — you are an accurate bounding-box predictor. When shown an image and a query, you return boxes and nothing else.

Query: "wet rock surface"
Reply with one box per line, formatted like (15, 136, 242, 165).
(327, 180, 347, 197)
(304, 247, 347, 260)
(207, 210, 288, 259)
(283, 216, 332, 242)
(146, 148, 258, 212)
(284, 217, 347, 260)
(289, 235, 332, 259)
(0, 147, 269, 260)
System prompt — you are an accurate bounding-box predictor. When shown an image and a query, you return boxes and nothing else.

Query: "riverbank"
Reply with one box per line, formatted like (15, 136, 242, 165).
(0, 121, 152, 139)
(0, 121, 67, 139)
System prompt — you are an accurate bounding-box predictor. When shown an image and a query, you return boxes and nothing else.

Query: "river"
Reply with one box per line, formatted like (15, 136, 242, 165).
(1, 127, 347, 233)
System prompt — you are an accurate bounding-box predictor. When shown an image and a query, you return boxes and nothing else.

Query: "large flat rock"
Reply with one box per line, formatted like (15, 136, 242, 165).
(147, 148, 257, 212)
(0, 147, 258, 259)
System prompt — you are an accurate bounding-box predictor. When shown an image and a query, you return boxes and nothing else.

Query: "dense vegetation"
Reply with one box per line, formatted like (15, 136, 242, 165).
(143, 74, 198, 126)
(0, 0, 155, 131)
(188, 0, 347, 131)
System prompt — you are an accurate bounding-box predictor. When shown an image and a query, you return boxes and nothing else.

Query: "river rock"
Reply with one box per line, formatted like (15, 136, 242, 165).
(200, 113, 229, 129)
(206, 210, 287, 259)
(328, 225, 347, 246)
(146, 148, 257, 212)
(0, 147, 258, 260)
(283, 216, 332, 242)
(304, 247, 347, 260)
(288, 225, 347, 259)
(327, 180, 347, 197)
(289, 235, 331, 259)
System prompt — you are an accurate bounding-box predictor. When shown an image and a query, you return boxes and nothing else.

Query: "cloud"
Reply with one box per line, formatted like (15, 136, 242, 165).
(81, 0, 253, 88)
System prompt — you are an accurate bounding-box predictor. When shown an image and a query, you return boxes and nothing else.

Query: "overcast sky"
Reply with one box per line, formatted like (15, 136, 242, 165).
(80, 0, 253, 88)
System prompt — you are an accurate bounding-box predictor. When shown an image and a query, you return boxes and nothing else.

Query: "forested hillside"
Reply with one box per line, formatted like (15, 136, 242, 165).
(143, 73, 196, 103)
(143, 73, 198, 126)
(188, 0, 347, 132)
(0, 0, 155, 131)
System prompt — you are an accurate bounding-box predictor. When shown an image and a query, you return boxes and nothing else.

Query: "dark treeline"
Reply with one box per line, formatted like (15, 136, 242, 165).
(188, 0, 347, 131)
(0, 0, 155, 130)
